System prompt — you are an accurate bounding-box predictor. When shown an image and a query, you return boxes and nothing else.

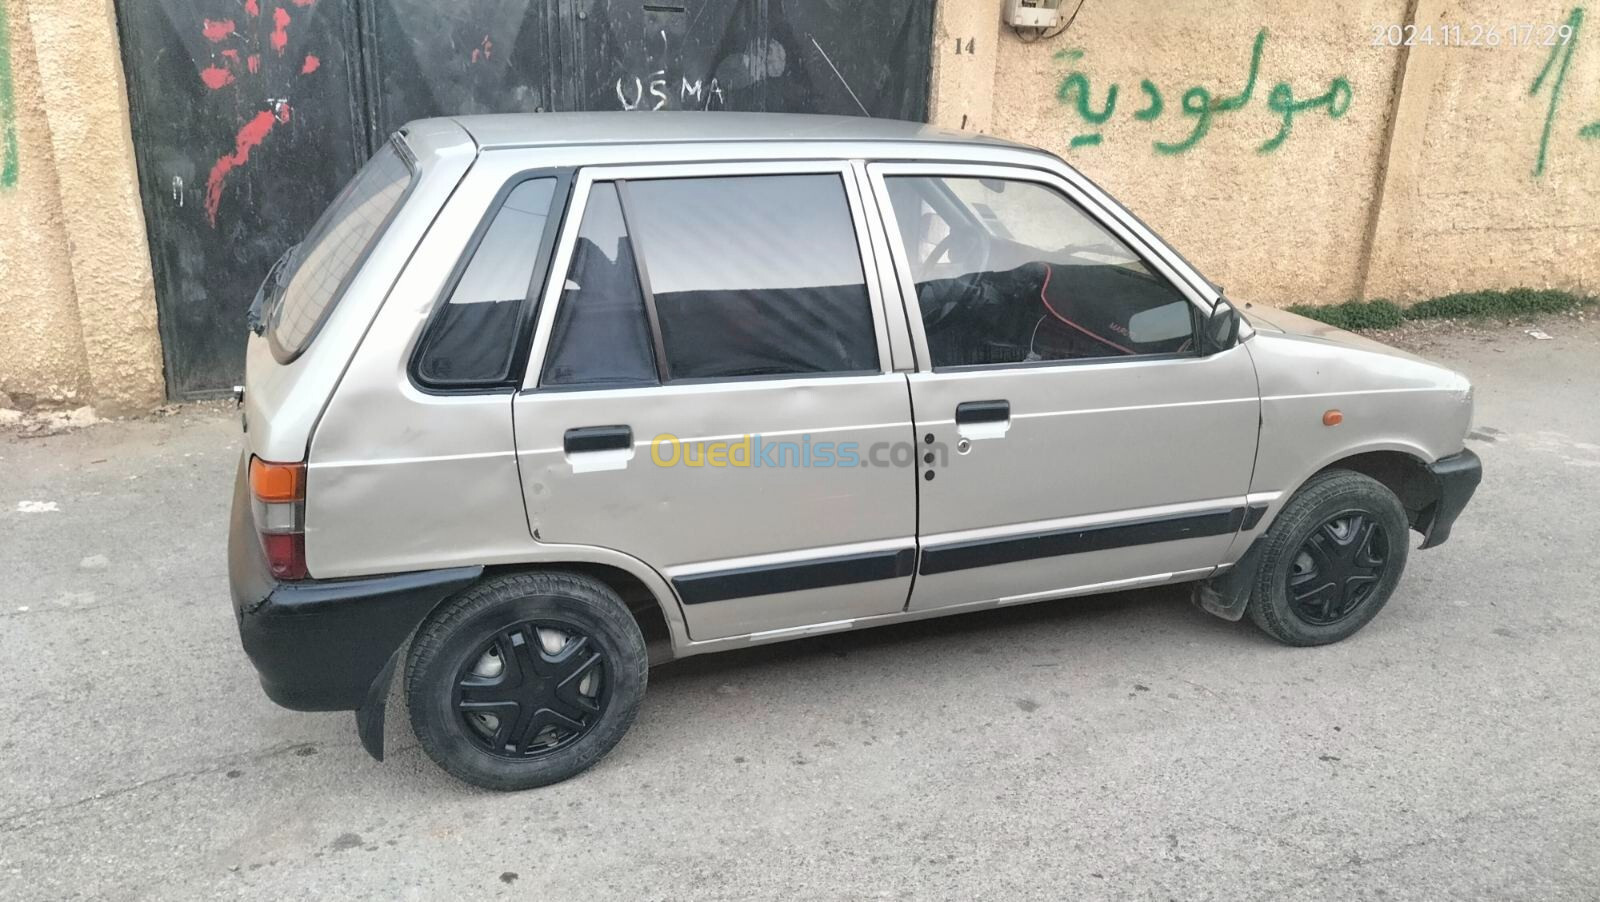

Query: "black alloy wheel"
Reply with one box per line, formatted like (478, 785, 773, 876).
(407, 571, 647, 791)
(454, 621, 609, 758)
(1245, 469, 1410, 647)
(1286, 512, 1390, 626)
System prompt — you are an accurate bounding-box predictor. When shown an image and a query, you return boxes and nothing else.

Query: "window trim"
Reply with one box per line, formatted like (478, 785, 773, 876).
(611, 179, 673, 385)
(521, 161, 894, 393)
(407, 167, 575, 394)
(268, 136, 419, 365)
(865, 162, 1211, 375)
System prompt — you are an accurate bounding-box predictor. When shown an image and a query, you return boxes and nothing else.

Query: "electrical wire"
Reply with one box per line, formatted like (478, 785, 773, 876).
(1025, 315, 1048, 361)
(1037, 263, 1136, 356)
(1013, 0, 1087, 43)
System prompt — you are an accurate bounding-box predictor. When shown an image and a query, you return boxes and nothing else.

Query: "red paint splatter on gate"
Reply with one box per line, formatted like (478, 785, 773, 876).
(204, 105, 292, 226)
(200, 66, 235, 90)
(193, 4, 326, 225)
(270, 7, 290, 54)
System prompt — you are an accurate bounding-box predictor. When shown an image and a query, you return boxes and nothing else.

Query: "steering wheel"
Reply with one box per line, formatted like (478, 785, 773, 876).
(923, 227, 988, 272)
(918, 227, 993, 331)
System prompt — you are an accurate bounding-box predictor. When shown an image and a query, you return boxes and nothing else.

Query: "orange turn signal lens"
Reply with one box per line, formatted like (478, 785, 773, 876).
(1322, 409, 1344, 426)
(249, 457, 305, 503)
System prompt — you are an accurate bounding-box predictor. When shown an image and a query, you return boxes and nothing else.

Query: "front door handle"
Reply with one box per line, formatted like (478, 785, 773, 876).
(955, 400, 1010, 424)
(563, 425, 633, 454)
(954, 400, 1010, 441)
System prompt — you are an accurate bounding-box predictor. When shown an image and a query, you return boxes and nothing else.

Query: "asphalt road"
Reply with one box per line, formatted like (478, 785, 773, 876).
(3, 318, 1598, 900)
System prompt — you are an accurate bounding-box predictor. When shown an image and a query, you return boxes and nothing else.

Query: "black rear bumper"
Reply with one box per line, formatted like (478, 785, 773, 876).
(228, 454, 480, 712)
(1418, 448, 1483, 549)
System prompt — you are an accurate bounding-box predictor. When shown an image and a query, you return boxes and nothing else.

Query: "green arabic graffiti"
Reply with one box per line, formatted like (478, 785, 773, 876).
(1260, 78, 1353, 153)
(1133, 79, 1162, 121)
(0, 0, 19, 189)
(1152, 86, 1217, 155)
(1056, 28, 1351, 156)
(1056, 50, 1115, 148)
(1530, 7, 1588, 175)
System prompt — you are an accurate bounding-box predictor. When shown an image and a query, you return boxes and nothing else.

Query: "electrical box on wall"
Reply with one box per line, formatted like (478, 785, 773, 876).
(1004, 0, 1062, 29)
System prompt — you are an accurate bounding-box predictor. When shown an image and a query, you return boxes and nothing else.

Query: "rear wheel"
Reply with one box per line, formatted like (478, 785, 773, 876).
(405, 571, 647, 790)
(1246, 470, 1410, 646)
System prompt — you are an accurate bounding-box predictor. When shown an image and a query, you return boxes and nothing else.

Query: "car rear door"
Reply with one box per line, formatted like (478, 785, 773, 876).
(866, 162, 1262, 612)
(512, 161, 918, 642)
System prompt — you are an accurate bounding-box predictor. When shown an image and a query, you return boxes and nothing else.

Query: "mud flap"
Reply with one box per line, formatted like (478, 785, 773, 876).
(355, 649, 401, 761)
(1191, 537, 1265, 622)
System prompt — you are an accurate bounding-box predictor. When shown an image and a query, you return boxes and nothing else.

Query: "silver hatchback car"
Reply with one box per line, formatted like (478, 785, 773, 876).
(229, 113, 1481, 790)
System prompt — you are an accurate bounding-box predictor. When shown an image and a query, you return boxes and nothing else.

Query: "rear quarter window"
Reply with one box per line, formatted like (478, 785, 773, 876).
(413, 177, 562, 388)
(265, 140, 414, 361)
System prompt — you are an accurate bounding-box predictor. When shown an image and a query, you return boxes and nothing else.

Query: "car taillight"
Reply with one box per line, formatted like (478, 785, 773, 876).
(249, 456, 307, 580)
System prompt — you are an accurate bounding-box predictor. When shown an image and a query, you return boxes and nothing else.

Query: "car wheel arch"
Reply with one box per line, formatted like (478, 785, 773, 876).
(1311, 449, 1439, 532)
(354, 548, 686, 762)
(1197, 443, 1436, 624)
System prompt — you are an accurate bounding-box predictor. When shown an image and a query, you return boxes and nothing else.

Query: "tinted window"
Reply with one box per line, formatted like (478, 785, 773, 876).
(622, 175, 879, 380)
(268, 141, 412, 359)
(884, 176, 1195, 368)
(541, 183, 658, 388)
(415, 178, 557, 386)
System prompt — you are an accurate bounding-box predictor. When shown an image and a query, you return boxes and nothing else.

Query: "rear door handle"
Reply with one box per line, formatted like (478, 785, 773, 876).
(955, 400, 1010, 424)
(563, 425, 633, 454)
(954, 400, 1010, 441)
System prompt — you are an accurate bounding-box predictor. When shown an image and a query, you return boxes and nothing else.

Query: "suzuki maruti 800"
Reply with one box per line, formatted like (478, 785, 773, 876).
(229, 113, 1482, 790)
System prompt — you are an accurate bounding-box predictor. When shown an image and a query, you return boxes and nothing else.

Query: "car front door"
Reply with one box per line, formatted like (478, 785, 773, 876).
(867, 163, 1262, 612)
(512, 162, 918, 642)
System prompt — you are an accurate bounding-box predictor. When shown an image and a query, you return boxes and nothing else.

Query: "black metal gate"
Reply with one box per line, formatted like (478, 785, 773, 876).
(114, 0, 935, 398)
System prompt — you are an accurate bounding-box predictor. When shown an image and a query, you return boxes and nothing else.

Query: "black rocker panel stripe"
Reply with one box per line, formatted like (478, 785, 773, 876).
(918, 507, 1248, 576)
(675, 547, 917, 605)
(1241, 503, 1269, 530)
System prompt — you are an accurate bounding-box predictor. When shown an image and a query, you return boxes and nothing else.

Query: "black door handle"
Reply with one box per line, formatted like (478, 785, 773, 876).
(955, 400, 1010, 424)
(563, 425, 633, 453)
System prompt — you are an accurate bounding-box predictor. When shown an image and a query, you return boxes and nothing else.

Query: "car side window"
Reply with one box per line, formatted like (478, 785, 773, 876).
(621, 174, 879, 380)
(884, 176, 1197, 368)
(414, 178, 558, 387)
(540, 174, 880, 387)
(541, 183, 660, 388)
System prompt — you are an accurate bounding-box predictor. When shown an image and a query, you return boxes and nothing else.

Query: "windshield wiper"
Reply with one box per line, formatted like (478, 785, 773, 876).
(247, 243, 298, 336)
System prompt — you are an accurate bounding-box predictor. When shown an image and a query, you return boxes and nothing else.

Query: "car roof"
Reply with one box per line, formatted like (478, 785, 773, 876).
(441, 111, 1031, 153)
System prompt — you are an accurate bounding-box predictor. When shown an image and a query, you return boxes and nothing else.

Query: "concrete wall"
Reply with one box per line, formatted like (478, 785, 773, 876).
(0, 0, 160, 415)
(2, 1, 1598, 410)
(1364, 0, 1600, 299)
(931, 0, 1600, 305)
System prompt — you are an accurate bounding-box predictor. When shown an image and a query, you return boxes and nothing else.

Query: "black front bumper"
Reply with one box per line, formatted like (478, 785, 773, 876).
(228, 455, 480, 712)
(1418, 448, 1483, 549)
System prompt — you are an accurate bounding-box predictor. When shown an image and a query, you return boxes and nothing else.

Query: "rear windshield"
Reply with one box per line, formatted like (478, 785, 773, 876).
(266, 140, 414, 360)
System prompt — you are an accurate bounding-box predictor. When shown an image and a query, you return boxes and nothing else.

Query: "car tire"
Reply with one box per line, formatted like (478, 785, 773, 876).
(405, 571, 647, 791)
(1245, 469, 1410, 647)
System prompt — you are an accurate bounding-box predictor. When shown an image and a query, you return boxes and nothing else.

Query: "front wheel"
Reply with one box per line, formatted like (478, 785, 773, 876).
(1246, 470, 1410, 646)
(405, 571, 647, 791)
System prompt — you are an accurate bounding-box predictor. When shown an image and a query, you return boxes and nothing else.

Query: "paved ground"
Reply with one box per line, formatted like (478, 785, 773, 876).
(3, 317, 1599, 901)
